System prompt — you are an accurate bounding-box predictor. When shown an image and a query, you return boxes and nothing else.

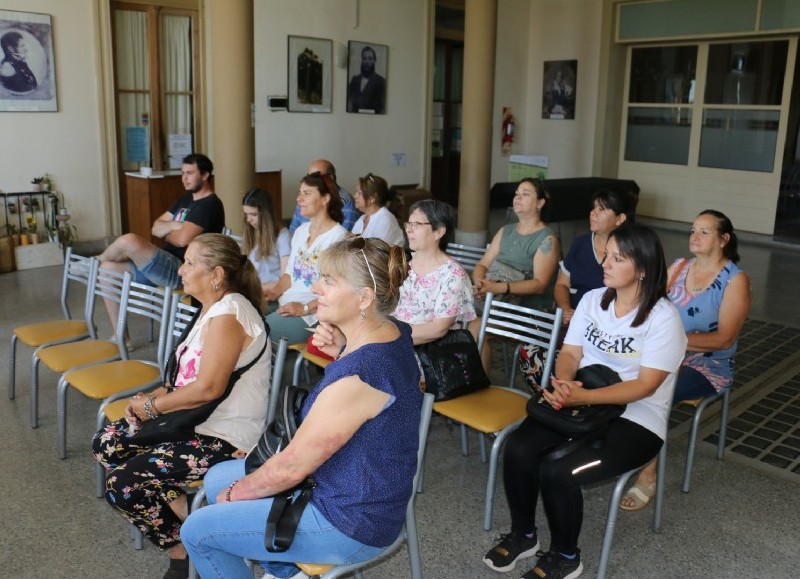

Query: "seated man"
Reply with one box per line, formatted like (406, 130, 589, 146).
(97, 153, 224, 345)
(288, 159, 360, 233)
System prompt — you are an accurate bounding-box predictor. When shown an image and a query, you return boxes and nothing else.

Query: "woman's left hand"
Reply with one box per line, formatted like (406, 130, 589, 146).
(544, 378, 586, 409)
(277, 302, 304, 317)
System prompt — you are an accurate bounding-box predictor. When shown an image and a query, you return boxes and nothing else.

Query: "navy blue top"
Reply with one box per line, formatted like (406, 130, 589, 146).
(301, 320, 422, 547)
(562, 233, 604, 308)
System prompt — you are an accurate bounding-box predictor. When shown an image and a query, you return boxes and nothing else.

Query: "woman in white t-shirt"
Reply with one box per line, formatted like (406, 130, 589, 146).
(350, 173, 406, 247)
(483, 224, 686, 579)
(264, 173, 348, 344)
(241, 188, 291, 310)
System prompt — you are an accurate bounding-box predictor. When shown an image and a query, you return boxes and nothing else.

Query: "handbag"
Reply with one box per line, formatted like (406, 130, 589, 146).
(415, 329, 491, 401)
(486, 260, 528, 283)
(245, 384, 315, 553)
(130, 310, 268, 445)
(526, 364, 625, 437)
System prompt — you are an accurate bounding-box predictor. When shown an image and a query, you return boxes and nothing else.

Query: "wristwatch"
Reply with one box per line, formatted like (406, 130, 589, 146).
(303, 303, 310, 315)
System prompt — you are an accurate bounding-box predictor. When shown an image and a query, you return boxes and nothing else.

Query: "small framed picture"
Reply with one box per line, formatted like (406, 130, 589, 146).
(0, 9, 58, 112)
(542, 59, 577, 120)
(287, 35, 332, 113)
(346, 41, 388, 114)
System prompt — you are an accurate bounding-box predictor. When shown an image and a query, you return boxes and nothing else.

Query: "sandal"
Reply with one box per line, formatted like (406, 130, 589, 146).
(620, 481, 656, 511)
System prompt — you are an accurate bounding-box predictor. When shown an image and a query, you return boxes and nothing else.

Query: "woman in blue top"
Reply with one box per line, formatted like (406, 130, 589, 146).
(181, 237, 423, 579)
(621, 209, 751, 510)
(554, 189, 637, 326)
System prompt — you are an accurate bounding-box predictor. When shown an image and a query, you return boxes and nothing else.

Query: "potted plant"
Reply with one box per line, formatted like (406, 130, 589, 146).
(31, 176, 45, 192)
(41, 173, 54, 192)
(26, 214, 38, 244)
(5, 223, 19, 245)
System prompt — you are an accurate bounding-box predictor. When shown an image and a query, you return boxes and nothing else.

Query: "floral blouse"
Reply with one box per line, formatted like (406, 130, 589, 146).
(394, 257, 476, 328)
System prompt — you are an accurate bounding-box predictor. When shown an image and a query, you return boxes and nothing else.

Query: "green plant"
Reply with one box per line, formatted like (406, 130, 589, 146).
(5, 223, 18, 236)
(57, 223, 78, 247)
(31, 176, 44, 185)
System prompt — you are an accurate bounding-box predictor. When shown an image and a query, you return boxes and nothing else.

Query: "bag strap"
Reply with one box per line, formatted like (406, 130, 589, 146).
(666, 258, 689, 292)
(264, 477, 315, 552)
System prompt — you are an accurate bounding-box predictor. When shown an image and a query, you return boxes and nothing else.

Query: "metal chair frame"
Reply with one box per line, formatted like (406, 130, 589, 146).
(681, 388, 730, 493)
(445, 242, 488, 273)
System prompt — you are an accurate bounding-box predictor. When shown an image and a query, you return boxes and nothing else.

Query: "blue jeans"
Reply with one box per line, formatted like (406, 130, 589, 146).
(181, 460, 385, 579)
(134, 246, 182, 288)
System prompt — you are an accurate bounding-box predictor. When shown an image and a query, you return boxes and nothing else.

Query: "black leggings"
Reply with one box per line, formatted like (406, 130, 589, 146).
(503, 416, 662, 553)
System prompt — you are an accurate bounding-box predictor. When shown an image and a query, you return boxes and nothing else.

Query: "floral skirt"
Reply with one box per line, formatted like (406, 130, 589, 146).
(92, 417, 237, 549)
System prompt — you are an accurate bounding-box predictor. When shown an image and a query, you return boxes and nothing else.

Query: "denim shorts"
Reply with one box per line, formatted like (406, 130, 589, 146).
(134, 247, 182, 289)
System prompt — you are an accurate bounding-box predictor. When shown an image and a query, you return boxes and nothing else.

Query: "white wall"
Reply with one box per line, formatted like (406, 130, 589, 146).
(492, 0, 604, 184)
(0, 0, 108, 240)
(253, 0, 430, 218)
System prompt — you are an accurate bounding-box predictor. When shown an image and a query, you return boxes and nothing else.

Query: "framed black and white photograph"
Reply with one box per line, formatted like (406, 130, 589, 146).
(287, 35, 332, 113)
(346, 41, 387, 114)
(542, 59, 577, 120)
(0, 9, 57, 112)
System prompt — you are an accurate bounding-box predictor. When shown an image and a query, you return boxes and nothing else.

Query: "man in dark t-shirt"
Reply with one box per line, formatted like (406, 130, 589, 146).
(97, 153, 224, 343)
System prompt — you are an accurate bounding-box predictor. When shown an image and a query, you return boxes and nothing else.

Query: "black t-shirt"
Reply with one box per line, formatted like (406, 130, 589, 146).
(164, 192, 225, 261)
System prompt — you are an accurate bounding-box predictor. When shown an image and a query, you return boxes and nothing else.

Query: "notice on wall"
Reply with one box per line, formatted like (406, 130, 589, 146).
(125, 126, 150, 163)
(509, 154, 548, 182)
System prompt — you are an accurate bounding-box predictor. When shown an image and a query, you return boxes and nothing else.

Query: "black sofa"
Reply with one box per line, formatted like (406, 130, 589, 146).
(489, 177, 640, 222)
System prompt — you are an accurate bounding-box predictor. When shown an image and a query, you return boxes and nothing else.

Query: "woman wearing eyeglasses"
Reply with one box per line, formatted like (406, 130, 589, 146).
(393, 199, 476, 344)
(263, 173, 348, 344)
(351, 173, 405, 247)
(182, 237, 423, 579)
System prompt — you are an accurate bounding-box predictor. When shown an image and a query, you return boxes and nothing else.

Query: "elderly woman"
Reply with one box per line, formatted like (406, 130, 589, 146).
(351, 173, 405, 246)
(181, 237, 422, 579)
(393, 199, 476, 344)
(484, 224, 686, 578)
(92, 234, 271, 579)
(264, 172, 348, 344)
(554, 189, 637, 325)
(621, 210, 751, 510)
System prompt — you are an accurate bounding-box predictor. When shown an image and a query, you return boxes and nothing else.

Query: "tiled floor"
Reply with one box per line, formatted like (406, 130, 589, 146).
(2, 220, 800, 578)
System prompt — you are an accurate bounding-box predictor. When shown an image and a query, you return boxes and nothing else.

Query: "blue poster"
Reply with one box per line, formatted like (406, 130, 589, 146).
(125, 126, 150, 163)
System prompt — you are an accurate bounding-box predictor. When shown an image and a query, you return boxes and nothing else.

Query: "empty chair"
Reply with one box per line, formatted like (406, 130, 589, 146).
(8, 249, 99, 419)
(445, 242, 487, 273)
(432, 293, 562, 530)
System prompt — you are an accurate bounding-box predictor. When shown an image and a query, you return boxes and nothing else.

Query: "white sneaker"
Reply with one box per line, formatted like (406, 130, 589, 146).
(108, 335, 135, 352)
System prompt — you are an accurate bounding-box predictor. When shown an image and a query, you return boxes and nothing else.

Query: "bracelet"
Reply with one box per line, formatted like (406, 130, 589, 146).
(144, 393, 159, 419)
(506, 282, 511, 295)
(225, 480, 239, 502)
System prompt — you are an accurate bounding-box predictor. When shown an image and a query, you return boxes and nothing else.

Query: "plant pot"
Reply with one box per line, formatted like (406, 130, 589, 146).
(19, 233, 30, 246)
(29, 233, 39, 244)
(31, 184, 41, 192)
(11, 234, 20, 245)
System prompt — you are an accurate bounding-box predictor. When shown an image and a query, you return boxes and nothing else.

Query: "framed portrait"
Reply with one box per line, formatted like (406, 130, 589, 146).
(0, 10, 57, 112)
(542, 59, 577, 120)
(287, 35, 332, 113)
(346, 41, 388, 114)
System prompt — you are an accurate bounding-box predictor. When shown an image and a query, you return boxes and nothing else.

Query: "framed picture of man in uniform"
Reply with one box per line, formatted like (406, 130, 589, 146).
(0, 9, 57, 112)
(346, 41, 388, 115)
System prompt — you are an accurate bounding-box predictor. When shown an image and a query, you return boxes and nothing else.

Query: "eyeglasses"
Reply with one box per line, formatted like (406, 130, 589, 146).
(404, 221, 431, 231)
(348, 236, 377, 294)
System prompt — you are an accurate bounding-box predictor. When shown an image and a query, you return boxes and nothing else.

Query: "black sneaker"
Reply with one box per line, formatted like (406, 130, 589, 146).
(483, 531, 540, 572)
(521, 549, 583, 579)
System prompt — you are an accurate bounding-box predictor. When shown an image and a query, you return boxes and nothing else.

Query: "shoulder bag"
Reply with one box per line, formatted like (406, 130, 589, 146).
(130, 310, 268, 445)
(525, 364, 625, 438)
(245, 384, 315, 553)
(415, 328, 491, 401)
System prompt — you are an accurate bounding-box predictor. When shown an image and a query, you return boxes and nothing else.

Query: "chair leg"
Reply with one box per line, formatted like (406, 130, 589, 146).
(292, 350, 304, 386)
(57, 376, 70, 459)
(133, 525, 143, 550)
(653, 440, 667, 532)
(8, 335, 17, 400)
(596, 469, 637, 579)
(479, 433, 488, 463)
(460, 424, 470, 456)
(717, 389, 730, 461)
(406, 516, 423, 579)
(682, 396, 715, 493)
(484, 423, 521, 531)
(30, 355, 41, 428)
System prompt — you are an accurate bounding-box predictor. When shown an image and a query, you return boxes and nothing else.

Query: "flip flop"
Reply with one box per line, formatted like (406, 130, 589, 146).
(620, 481, 656, 511)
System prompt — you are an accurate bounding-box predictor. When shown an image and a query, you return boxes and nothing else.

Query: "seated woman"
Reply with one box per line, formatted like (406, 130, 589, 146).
(470, 177, 559, 370)
(554, 189, 636, 325)
(621, 209, 751, 510)
(240, 188, 291, 309)
(393, 199, 476, 344)
(180, 237, 422, 579)
(264, 173, 348, 344)
(351, 173, 406, 246)
(483, 224, 686, 579)
(92, 233, 271, 579)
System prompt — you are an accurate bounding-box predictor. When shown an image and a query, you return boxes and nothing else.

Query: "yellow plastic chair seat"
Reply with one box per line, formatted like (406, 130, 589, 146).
(297, 563, 334, 576)
(433, 387, 528, 435)
(103, 398, 131, 422)
(288, 343, 306, 352)
(302, 349, 332, 369)
(37, 340, 119, 372)
(67, 360, 161, 400)
(14, 320, 88, 346)
(679, 398, 703, 408)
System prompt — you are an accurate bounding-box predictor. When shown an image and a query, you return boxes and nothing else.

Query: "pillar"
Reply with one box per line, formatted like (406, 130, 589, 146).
(456, 0, 497, 247)
(208, 0, 255, 231)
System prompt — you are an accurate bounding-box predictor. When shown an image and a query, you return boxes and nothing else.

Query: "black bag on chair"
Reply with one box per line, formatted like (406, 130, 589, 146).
(415, 329, 491, 401)
(526, 364, 626, 438)
(245, 384, 315, 553)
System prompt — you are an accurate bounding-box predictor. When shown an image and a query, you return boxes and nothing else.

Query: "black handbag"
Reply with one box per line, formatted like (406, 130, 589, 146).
(415, 329, 491, 401)
(526, 364, 626, 438)
(245, 384, 315, 553)
(131, 310, 268, 445)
